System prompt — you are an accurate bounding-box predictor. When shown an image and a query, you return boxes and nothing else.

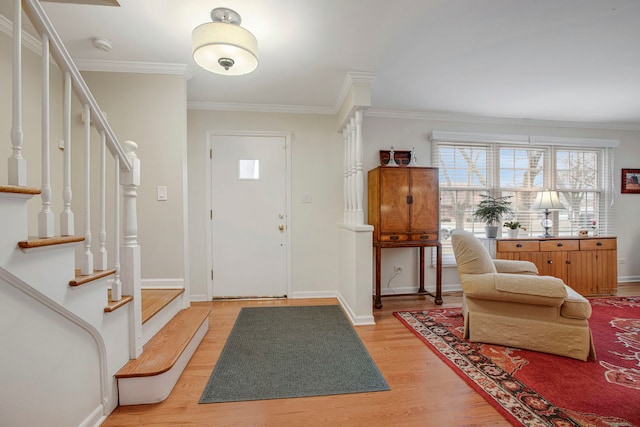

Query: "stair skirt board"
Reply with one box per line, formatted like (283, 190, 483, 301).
(117, 316, 209, 405)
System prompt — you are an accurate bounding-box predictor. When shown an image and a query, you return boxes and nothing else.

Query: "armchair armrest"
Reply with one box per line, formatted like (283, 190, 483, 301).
(493, 259, 539, 275)
(460, 273, 567, 306)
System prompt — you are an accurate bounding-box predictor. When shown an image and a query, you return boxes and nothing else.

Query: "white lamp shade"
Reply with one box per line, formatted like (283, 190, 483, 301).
(531, 190, 565, 210)
(192, 22, 258, 75)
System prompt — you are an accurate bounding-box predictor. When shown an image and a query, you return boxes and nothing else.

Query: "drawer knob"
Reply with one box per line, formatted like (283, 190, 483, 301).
(597, 242, 603, 246)
(419, 235, 429, 240)
(557, 243, 563, 247)
(516, 243, 522, 248)
(390, 235, 399, 241)
(547, 260, 553, 264)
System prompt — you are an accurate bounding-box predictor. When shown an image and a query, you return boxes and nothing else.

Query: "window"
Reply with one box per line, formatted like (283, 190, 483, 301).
(432, 132, 617, 264)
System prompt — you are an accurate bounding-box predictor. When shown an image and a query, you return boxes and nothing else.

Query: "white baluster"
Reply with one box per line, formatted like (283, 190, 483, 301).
(9, 0, 26, 186)
(38, 33, 54, 237)
(96, 130, 108, 271)
(354, 110, 364, 225)
(60, 72, 74, 235)
(111, 156, 122, 301)
(342, 128, 349, 223)
(345, 122, 353, 223)
(121, 141, 142, 358)
(81, 104, 93, 275)
(350, 117, 357, 224)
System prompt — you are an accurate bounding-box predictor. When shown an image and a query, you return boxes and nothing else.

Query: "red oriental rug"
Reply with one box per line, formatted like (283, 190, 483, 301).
(394, 297, 640, 427)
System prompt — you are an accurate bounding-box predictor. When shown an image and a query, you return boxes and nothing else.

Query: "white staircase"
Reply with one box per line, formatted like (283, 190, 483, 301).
(1, 1, 207, 425)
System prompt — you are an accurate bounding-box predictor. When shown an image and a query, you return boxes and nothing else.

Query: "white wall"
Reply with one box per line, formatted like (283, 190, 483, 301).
(187, 110, 344, 300)
(80, 72, 188, 285)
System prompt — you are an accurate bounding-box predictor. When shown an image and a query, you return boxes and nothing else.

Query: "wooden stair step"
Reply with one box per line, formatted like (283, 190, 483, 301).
(105, 289, 133, 313)
(116, 306, 211, 379)
(70, 268, 116, 287)
(142, 288, 185, 324)
(0, 185, 41, 195)
(18, 235, 84, 249)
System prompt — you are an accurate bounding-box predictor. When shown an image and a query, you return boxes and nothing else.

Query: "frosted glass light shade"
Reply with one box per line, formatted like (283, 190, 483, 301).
(531, 190, 565, 210)
(192, 22, 258, 76)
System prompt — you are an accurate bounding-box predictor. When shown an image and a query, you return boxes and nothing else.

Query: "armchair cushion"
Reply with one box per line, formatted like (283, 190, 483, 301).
(493, 259, 539, 275)
(494, 274, 567, 298)
(460, 273, 566, 306)
(451, 229, 496, 275)
(561, 286, 593, 320)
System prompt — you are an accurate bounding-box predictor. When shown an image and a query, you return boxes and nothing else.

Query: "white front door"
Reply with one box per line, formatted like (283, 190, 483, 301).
(210, 133, 289, 298)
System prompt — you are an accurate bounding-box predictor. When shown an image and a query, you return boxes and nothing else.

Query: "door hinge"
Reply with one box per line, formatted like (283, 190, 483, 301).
(211, 269, 213, 280)
(210, 209, 213, 220)
(210, 148, 213, 159)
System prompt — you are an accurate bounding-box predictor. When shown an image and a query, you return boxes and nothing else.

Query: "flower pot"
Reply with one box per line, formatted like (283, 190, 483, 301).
(485, 225, 499, 238)
(507, 228, 519, 239)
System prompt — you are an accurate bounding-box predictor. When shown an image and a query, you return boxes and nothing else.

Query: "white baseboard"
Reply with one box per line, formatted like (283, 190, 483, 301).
(141, 278, 184, 288)
(618, 275, 640, 283)
(77, 404, 105, 427)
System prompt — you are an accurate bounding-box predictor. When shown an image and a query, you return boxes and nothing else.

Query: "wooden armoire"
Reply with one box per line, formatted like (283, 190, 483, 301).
(368, 166, 442, 308)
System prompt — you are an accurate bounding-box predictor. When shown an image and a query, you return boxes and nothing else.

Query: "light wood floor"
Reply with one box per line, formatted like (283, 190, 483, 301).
(102, 283, 640, 427)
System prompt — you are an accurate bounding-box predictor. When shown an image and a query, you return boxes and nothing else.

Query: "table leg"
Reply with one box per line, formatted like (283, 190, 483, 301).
(374, 246, 382, 309)
(418, 246, 426, 293)
(435, 243, 443, 305)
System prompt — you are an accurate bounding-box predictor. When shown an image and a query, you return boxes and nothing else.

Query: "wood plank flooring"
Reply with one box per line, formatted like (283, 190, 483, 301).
(102, 283, 640, 427)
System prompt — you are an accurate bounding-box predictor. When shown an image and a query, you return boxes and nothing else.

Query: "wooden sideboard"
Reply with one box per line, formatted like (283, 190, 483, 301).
(495, 236, 618, 296)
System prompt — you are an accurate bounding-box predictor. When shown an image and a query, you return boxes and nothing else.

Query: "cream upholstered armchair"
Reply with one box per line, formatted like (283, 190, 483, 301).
(451, 229, 595, 361)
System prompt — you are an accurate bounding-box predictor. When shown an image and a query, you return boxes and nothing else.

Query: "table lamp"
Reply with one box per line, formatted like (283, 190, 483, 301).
(531, 190, 565, 238)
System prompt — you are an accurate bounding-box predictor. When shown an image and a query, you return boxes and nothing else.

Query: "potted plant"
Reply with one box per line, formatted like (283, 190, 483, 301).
(472, 194, 513, 238)
(503, 221, 521, 238)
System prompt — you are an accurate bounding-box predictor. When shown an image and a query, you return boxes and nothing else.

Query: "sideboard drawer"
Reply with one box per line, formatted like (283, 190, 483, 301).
(411, 233, 438, 242)
(497, 240, 540, 252)
(380, 233, 410, 242)
(580, 238, 617, 251)
(540, 240, 579, 251)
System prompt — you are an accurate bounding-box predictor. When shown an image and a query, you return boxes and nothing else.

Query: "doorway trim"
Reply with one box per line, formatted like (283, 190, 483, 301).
(205, 130, 292, 301)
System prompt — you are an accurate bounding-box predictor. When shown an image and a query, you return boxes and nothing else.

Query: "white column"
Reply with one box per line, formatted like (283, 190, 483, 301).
(96, 130, 108, 271)
(60, 73, 74, 235)
(354, 110, 364, 225)
(120, 141, 142, 358)
(38, 33, 54, 237)
(81, 104, 93, 275)
(9, 0, 26, 186)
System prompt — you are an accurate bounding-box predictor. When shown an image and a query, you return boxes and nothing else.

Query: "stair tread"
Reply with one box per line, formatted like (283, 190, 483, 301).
(70, 268, 116, 287)
(0, 185, 41, 195)
(105, 290, 133, 313)
(142, 288, 185, 324)
(18, 235, 84, 249)
(115, 306, 211, 378)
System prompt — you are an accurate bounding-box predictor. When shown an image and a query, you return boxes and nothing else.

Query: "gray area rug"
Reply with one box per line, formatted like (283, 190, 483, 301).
(199, 305, 389, 403)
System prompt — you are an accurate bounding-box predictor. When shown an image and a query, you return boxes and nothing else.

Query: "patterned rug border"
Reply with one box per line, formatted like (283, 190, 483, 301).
(393, 298, 640, 427)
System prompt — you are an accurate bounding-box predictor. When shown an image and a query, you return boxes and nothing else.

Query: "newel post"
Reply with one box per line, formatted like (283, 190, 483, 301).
(120, 140, 142, 358)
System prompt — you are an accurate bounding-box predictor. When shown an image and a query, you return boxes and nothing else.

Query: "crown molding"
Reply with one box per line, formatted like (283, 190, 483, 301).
(365, 108, 640, 132)
(0, 14, 44, 55)
(74, 59, 192, 79)
(188, 101, 335, 115)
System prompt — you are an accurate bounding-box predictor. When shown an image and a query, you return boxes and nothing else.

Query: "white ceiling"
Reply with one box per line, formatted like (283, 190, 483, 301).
(5, 0, 640, 126)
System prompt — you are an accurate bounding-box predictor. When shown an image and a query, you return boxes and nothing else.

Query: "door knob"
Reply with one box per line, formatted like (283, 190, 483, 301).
(278, 224, 285, 231)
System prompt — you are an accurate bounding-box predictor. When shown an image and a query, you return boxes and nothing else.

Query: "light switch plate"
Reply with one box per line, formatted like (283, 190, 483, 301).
(157, 186, 168, 201)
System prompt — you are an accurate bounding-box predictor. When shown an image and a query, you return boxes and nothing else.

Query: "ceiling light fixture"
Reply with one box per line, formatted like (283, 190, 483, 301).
(192, 7, 258, 76)
(92, 37, 113, 53)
